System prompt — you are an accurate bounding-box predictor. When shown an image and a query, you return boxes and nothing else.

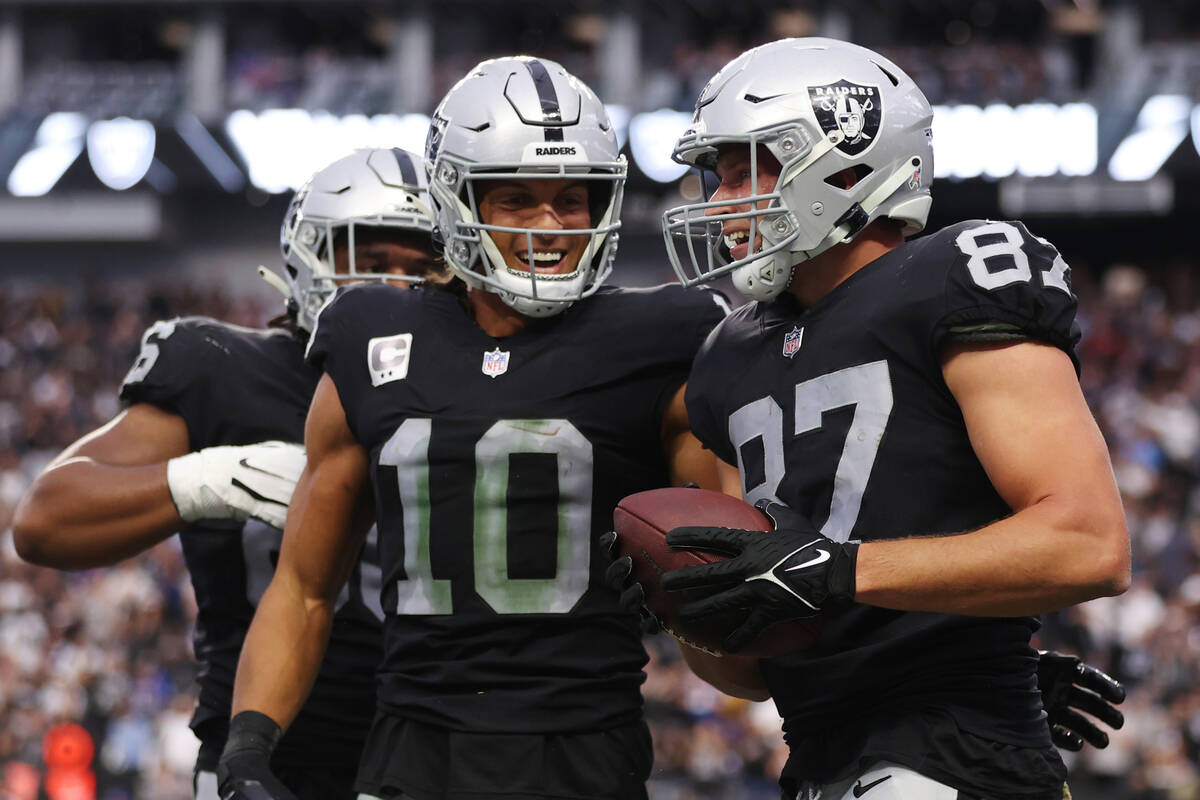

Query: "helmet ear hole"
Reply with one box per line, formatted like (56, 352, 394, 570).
(823, 164, 873, 190)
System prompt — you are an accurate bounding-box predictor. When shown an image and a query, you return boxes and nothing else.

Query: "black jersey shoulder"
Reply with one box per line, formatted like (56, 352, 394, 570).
(307, 282, 727, 416)
(572, 283, 728, 363)
(684, 299, 770, 465)
(120, 316, 317, 448)
(309, 282, 726, 363)
(306, 283, 432, 375)
(897, 219, 1081, 368)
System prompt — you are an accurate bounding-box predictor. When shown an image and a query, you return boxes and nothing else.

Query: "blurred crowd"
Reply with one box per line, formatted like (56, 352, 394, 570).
(0, 260, 1198, 799)
(0, 280, 270, 800)
(221, 37, 1078, 118)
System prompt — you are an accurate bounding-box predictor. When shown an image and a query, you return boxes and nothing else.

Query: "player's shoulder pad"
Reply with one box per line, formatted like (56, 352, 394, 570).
(316, 281, 420, 323)
(687, 298, 762, 384)
(910, 218, 1074, 296)
(589, 283, 730, 328)
(120, 315, 232, 398)
(909, 218, 1079, 360)
(306, 282, 426, 366)
(698, 295, 766, 354)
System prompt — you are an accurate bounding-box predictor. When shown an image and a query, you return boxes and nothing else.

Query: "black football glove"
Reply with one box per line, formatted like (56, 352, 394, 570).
(217, 711, 298, 800)
(1037, 649, 1125, 751)
(661, 501, 857, 654)
(599, 531, 661, 635)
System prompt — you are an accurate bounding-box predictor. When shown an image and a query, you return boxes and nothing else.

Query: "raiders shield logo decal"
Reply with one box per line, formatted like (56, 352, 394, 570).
(809, 80, 882, 157)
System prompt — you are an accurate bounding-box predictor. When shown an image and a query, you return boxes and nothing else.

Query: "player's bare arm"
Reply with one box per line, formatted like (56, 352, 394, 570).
(12, 403, 190, 568)
(853, 339, 1130, 615)
(14, 401, 306, 569)
(230, 373, 372, 730)
(660, 382, 739, 492)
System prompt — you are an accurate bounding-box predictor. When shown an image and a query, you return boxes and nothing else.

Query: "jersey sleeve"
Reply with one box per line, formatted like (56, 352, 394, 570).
(928, 220, 1081, 371)
(305, 284, 383, 443)
(119, 318, 219, 442)
(684, 309, 749, 467)
(305, 286, 352, 376)
(646, 286, 730, 434)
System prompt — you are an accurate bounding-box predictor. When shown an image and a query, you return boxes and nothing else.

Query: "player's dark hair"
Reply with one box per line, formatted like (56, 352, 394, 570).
(266, 305, 305, 338)
(417, 255, 471, 306)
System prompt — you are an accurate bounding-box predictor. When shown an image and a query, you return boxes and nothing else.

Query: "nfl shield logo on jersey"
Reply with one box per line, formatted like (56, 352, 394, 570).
(482, 347, 510, 378)
(782, 326, 804, 358)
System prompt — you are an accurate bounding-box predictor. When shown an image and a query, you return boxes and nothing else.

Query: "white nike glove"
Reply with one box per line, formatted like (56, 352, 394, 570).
(167, 441, 306, 529)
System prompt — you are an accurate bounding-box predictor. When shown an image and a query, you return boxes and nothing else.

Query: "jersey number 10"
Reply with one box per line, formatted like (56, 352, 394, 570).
(378, 418, 595, 616)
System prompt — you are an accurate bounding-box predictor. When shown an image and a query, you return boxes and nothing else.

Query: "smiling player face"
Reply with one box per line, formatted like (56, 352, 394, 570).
(476, 178, 592, 275)
(703, 145, 784, 262)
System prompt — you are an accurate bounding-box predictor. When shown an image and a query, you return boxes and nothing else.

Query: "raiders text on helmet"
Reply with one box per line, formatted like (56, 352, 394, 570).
(425, 56, 626, 318)
(276, 148, 435, 331)
(662, 38, 934, 301)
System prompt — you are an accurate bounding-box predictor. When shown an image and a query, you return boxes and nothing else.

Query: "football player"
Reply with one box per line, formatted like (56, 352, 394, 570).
(653, 38, 1129, 799)
(12, 147, 439, 800)
(216, 57, 733, 800)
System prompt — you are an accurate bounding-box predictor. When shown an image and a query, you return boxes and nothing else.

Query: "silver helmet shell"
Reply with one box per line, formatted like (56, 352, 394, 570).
(663, 38, 934, 301)
(279, 147, 434, 331)
(425, 56, 626, 317)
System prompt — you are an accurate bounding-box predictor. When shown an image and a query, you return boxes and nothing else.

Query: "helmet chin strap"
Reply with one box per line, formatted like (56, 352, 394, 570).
(257, 266, 292, 300)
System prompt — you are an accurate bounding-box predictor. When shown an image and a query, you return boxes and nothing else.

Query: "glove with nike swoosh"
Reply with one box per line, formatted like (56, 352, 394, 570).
(662, 500, 857, 653)
(167, 441, 306, 529)
(1038, 649, 1125, 751)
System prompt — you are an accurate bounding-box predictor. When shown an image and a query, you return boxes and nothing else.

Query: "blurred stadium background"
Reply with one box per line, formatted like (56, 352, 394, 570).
(1, 0, 1199, 797)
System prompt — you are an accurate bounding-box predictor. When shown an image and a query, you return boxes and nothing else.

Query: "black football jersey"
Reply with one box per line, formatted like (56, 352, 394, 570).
(307, 283, 725, 734)
(119, 317, 382, 769)
(686, 220, 1078, 792)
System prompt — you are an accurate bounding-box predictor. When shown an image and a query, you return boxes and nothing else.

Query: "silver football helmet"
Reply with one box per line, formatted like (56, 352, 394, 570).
(425, 56, 626, 317)
(663, 38, 934, 301)
(275, 147, 435, 331)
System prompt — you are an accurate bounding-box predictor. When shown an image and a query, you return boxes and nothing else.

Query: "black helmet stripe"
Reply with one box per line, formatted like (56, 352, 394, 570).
(523, 59, 564, 142)
(391, 148, 419, 187)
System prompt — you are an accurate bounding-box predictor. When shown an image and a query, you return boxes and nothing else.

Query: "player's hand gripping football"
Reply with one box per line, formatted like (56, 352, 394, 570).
(167, 441, 305, 529)
(662, 501, 857, 653)
(599, 530, 662, 635)
(217, 711, 298, 800)
(1037, 649, 1125, 751)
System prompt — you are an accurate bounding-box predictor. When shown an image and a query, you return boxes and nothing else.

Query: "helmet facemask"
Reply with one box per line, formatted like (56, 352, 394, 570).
(429, 153, 625, 318)
(277, 148, 436, 331)
(661, 38, 935, 303)
(282, 206, 436, 329)
(425, 56, 627, 318)
(663, 124, 837, 302)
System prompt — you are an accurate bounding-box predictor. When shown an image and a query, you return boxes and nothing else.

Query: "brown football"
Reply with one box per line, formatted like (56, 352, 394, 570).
(613, 487, 822, 659)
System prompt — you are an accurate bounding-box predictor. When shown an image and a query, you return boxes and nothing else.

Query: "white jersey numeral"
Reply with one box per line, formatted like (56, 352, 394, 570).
(727, 361, 893, 543)
(380, 418, 594, 616)
(122, 319, 177, 386)
(955, 221, 1073, 296)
